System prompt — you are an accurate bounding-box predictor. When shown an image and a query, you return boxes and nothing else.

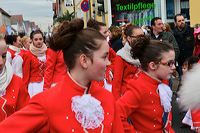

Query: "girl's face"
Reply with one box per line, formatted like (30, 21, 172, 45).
(85, 40, 110, 81)
(0, 40, 7, 74)
(153, 50, 175, 80)
(127, 28, 144, 44)
(24, 37, 32, 50)
(32, 33, 43, 48)
(99, 26, 109, 39)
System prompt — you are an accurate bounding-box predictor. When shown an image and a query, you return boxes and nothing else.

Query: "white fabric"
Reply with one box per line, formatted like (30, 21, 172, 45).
(29, 43, 47, 57)
(8, 45, 20, 53)
(6, 52, 12, 65)
(117, 42, 140, 66)
(103, 79, 112, 92)
(182, 109, 195, 130)
(71, 94, 104, 129)
(12, 55, 23, 78)
(28, 79, 44, 98)
(27, 55, 46, 98)
(158, 83, 172, 112)
(179, 64, 200, 110)
(38, 55, 46, 62)
(0, 61, 13, 96)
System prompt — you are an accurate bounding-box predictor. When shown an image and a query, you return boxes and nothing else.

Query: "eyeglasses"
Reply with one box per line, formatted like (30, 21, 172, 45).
(159, 60, 175, 68)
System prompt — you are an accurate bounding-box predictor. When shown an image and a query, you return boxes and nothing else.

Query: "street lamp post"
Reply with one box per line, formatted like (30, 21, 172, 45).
(73, 0, 76, 17)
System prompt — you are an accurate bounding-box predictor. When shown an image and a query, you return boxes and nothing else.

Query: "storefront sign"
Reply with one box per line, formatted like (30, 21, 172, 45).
(111, 0, 155, 26)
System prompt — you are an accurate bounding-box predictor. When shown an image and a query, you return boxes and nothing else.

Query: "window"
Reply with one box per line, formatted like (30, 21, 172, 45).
(166, 0, 175, 19)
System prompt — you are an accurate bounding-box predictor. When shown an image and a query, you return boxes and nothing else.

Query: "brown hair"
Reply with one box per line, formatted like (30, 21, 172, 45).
(131, 36, 174, 71)
(87, 19, 106, 31)
(123, 24, 141, 38)
(49, 18, 106, 70)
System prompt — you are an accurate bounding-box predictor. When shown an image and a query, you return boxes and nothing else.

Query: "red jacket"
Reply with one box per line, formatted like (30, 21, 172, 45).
(7, 48, 17, 59)
(0, 73, 124, 133)
(0, 75, 29, 122)
(112, 56, 138, 100)
(116, 70, 174, 133)
(44, 49, 67, 89)
(22, 51, 47, 88)
(191, 110, 200, 127)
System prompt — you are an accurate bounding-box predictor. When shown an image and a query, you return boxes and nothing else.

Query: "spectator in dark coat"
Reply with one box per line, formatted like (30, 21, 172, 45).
(173, 14, 195, 76)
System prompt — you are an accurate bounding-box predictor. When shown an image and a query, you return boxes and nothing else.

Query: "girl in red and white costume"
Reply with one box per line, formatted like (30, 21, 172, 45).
(18, 30, 48, 97)
(179, 58, 200, 133)
(5, 35, 21, 64)
(112, 25, 143, 100)
(0, 38, 29, 122)
(87, 19, 116, 92)
(12, 35, 32, 78)
(43, 24, 67, 90)
(0, 19, 124, 133)
(117, 37, 175, 133)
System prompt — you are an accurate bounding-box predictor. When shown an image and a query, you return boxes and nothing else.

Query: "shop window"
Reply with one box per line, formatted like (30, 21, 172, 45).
(181, 0, 189, 20)
(166, 0, 175, 19)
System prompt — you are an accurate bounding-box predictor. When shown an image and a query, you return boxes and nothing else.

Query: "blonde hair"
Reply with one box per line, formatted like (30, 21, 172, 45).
(21, 36, 29, 45)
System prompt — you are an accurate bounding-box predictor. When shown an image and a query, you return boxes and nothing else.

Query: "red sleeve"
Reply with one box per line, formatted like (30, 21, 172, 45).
(112, 56, 125, 100)
(111, 103, 125, 133)
(22, 54, 31, 88)
(191, 109, 200, 127)
(44, 49, 57, 89)
(16, 79, 30, 110)
(116, 82, 142, 132)
(0, 97, 48, 132)
(109, 48, 116, 63)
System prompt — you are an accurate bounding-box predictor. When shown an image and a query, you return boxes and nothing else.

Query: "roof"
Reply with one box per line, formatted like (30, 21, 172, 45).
(0, 8, 11, 17)
(11, 15, 24, 25)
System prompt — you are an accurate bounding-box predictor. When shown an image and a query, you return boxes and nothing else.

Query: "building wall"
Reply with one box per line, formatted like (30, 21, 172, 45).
(0, 13, 11, 26)
(190, 0, 200, 27)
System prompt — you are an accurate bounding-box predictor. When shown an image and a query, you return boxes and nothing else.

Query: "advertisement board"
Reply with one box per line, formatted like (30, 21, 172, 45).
(111, 0, 155, 26)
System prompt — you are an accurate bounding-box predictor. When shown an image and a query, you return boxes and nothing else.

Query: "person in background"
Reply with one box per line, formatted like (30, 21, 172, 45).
(193, 27, 200, 57)
(0, 18, 124, 133)
(112, 25, 143, 100)
(173, 14, 195, 76)
(117, 36, 175, 132)
(20, 35, 31, 50)
(150, 17, 179, 61)
(21, 29, 48, 97)
(0, 38, 29, 122)
(109, 26, 123, 52)
(163, 22, 172, 32)
(87, 19, 116, 91)
(5, 35, 21, 64)
(179, 56, 199, 131)
(43, 22, 67, 90)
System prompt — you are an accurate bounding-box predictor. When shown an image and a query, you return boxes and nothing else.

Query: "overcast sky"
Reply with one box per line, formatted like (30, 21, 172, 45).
(0, 0, 54, 32)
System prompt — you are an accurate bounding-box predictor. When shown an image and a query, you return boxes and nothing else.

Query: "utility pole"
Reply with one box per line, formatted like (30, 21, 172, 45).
(73, 0, 76, 17)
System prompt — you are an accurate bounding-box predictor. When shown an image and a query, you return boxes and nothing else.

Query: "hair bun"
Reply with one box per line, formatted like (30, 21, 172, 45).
(49, 18, 84, 50)
(58, 19, 84, 36)
(130, 35, 150, 59)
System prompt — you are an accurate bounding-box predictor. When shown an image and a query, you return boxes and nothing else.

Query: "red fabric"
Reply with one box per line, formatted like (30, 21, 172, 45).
(0, 75, 29, 122)
(108, 47, 116, 64)
(0, 74, 124, 133)
(22, 50, 47, 88)
(44, 49, 67, 89)
(116, 70, 174, 133)
(112, 56, 138, 100)
(193, 41, 200, 56)
(7, 48, 16, 59)
(191, 109, 200, 127)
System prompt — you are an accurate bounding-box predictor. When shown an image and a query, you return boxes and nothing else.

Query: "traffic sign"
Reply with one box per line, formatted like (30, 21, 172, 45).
(81, 0, 89, 12)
